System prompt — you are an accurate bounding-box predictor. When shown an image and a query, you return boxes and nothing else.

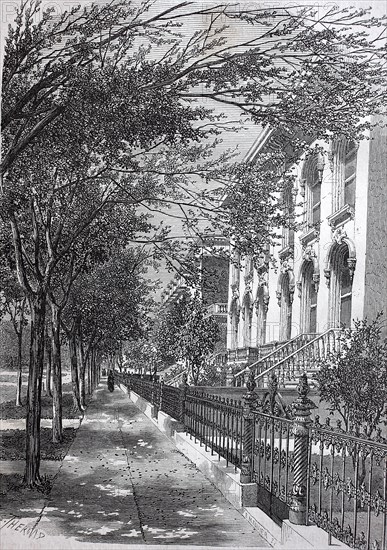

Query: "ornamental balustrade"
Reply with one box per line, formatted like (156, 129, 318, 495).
(114, 369, 386, 549)
(234, 329, 340, 388)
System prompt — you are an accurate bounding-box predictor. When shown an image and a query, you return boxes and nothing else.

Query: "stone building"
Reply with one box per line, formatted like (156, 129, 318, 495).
(161, 235, 230, 374)
(227, 118, 387, 385)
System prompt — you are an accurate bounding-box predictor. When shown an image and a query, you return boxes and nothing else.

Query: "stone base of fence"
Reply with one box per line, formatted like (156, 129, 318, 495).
(281, 520, 349, 549)
(174, 431, 257, 509)
(118, 383, 351, 550)
(118, 385, 184, 439)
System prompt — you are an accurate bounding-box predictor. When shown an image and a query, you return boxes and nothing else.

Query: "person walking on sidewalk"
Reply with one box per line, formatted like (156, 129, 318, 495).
(107, 370, 114, 392)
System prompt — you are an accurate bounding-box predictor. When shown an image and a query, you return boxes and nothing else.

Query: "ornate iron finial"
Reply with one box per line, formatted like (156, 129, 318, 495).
(245, 367, 256, 393)
(297, 373, 309, 399)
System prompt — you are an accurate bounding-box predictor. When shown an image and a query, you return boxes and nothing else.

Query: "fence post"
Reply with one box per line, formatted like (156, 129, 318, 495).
(240, 367, 257, 483)
(179, 372, 188, 424)
(159, 380, 164, 413)
(289, 373, 313, 525)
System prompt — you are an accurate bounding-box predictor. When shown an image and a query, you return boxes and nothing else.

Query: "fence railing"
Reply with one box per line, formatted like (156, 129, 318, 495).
(233, 332, 318, 386)
(114, 369, 387, 549)
(308, 418, 387, 550)
(185, 388, 244, 468)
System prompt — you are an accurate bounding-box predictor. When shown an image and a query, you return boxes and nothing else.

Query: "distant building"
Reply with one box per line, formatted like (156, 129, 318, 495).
(227, 118, 387, 385)
(161, 235, 230, 372)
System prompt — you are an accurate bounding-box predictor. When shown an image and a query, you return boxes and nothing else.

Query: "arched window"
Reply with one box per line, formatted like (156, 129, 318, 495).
(328, 244, 353, 328)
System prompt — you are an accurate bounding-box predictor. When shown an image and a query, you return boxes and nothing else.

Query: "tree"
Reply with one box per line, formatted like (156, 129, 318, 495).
(316, 314, 387, 440)
(0, 266, 28, 406)
(152, 291, 192, 369)
(155, 293, 220, 385)
(2, 0, 387, 488)
(64, 248, 154, 405)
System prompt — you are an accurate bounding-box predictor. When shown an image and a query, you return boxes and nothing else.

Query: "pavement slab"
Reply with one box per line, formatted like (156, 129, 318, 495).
(1, 382, 269, 548)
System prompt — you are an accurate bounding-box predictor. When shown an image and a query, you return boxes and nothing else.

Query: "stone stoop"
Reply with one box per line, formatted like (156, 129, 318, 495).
(117, 384, 351, 550)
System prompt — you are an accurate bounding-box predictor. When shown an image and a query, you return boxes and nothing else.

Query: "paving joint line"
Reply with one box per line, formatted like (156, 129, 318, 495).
(118, 424, 147, 542)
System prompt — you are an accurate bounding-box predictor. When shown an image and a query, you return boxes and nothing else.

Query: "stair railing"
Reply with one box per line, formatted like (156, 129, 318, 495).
(254, 328, 342, 388)
(233, 332, 318, 387)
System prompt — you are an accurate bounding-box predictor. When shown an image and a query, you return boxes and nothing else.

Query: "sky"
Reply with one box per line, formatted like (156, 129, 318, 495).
(1, 0, 386, 300)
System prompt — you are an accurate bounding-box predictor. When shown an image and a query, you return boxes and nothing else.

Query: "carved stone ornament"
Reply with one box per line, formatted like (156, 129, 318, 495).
(276, 290, 282, 307)
(332, 227, 348, 244)
(263, 294, 270, 313)
(280, 258, 293, 274)
(302, 245, 316, 263)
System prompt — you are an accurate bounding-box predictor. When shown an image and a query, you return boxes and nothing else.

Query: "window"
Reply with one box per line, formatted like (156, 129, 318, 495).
(311, 167, 321, 225)
(344, 141, 357, 208)
(328, 243, 353, 329)
(300, 261, 317, 333)
(302, 154, 321, 231)
(281, 184, 295, 249)
(332, 138, 357, 213)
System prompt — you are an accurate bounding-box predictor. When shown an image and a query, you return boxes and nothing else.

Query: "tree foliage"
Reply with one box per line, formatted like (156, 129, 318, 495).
(2, 0, 387, 486)
(154, 293, 219, 385)
(316, 314, 387, 440)
(177, 296, 219, 385)
(2, 0, 387, 263)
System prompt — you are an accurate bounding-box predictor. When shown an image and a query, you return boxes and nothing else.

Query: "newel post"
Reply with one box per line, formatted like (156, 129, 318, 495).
(241, 367, 257, 484)
(289, 373, 313, 525)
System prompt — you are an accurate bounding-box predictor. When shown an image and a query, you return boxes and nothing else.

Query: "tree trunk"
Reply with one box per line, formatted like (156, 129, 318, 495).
(68, 329, 82, 412)
(78, 342, 86, 410)
(24, 290, 46, 488)
(51, 304, 63, 443)
(15, 332, 23, 407)
(45, 342, 52, 397)
(87, 355, 91, 395)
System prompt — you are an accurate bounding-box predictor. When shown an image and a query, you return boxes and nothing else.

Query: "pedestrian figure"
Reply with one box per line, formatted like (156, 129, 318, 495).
(107, 370, 114, 392)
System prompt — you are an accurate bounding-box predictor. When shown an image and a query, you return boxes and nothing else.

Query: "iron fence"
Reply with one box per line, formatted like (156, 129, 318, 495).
(115, 370, 387, 548)
(308, 418, 387, 550)
(160, 382, 184, 421)
(185, 388, 243, 468)
(252, 412, 294, 522)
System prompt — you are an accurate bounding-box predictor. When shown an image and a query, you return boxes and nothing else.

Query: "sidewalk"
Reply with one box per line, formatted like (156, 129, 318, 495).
(1, 381, 269, 549)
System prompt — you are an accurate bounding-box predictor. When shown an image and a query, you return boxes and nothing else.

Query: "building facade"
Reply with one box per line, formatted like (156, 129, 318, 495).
(227, 118, 387, 377)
